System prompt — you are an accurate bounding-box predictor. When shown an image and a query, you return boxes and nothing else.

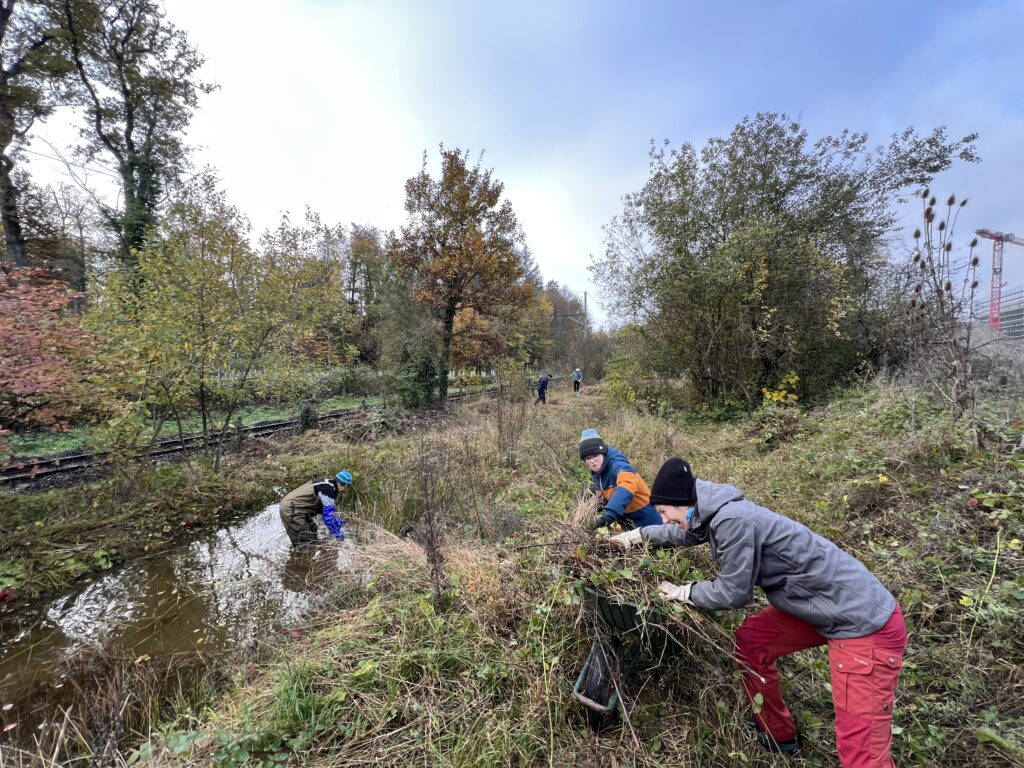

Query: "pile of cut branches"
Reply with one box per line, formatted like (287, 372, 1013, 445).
(538, 521, 747, 673)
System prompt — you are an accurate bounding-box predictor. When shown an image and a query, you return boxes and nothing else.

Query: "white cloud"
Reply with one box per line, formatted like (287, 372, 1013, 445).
(20, 0, 1024, 327)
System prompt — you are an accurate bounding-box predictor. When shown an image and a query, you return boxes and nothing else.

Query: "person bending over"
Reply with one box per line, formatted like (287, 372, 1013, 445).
(279, 470, 353, 546)
(612, 458, 906, 767)
(579, 428, 661, 529)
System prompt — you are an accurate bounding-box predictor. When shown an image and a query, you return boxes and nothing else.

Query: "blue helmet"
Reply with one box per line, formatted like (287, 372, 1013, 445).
(335, 470, 353, 486)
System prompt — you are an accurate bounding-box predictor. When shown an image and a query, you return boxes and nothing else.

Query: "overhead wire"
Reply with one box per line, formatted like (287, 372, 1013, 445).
(18, 146, 123, 182)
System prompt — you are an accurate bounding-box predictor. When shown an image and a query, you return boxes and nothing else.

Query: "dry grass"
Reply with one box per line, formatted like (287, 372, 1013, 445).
(11, 379, 1023, 766)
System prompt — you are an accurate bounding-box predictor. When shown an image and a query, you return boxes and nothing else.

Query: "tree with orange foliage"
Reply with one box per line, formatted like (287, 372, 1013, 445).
(392, 148, 528, 401)
(449, 308, 504, 373)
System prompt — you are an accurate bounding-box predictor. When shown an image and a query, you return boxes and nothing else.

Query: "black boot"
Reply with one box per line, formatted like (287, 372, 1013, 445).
(745, 720, 802, 756)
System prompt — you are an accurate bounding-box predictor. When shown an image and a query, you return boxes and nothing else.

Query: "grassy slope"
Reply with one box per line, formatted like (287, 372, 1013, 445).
(39, 383, 1024, 766)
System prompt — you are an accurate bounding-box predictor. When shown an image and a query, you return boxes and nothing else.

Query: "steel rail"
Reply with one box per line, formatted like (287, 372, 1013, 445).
(2, 386, 500, 486)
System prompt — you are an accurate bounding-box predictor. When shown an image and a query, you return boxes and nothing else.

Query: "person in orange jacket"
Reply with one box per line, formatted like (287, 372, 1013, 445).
(579, 429, 661, 529)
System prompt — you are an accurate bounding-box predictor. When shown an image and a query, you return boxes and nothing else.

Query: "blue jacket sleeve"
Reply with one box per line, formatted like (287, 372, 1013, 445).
(322, 504, 345, 539)
(603, 486, 634, 519)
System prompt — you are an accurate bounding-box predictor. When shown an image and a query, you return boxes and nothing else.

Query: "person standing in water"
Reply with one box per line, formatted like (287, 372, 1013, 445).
(279, 470, 353, 546)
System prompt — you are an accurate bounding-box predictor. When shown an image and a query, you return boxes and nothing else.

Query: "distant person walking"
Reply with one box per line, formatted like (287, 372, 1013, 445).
(535, 372, 551, 405)
(571, 368, 583, 394)
(279, 471, 353, 546)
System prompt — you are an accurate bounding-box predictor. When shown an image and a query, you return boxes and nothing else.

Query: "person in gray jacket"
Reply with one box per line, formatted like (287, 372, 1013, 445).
(611, 458, 907, 767)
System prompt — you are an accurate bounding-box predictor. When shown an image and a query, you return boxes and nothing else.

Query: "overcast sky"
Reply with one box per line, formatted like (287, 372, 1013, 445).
(27, 0, 1024, 325)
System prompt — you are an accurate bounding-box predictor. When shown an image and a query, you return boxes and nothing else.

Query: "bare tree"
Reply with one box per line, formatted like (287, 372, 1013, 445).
(412, 439, 451, 611)
(494, 356, 531, 466)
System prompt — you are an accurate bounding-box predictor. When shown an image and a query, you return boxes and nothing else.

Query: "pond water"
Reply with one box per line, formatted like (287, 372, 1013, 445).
(0, 504, 353, 744)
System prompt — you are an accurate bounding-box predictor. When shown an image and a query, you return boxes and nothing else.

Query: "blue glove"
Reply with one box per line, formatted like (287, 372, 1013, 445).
(322, 504, 346, 540)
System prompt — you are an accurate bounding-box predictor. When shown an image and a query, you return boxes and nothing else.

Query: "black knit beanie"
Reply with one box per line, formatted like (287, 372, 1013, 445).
(649, 458, 697, 506)
(578, 428, 608, 460)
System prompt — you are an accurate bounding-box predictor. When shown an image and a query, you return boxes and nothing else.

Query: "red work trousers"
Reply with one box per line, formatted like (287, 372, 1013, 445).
(734, 605, 907, 768)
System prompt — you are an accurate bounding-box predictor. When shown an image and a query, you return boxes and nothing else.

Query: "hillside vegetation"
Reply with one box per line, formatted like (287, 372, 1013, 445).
(107, 381, 1024, 768)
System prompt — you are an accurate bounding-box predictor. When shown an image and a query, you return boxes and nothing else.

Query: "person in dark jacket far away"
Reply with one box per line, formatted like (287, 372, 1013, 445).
(535, 372, 551, 405)
(579, 429, 661, 529)
(279, 470, 353, 546)
(611, 458, 906, 767)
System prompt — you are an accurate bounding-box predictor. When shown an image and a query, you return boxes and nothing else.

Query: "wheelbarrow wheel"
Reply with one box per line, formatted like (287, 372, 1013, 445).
(584, 640, 620, 733)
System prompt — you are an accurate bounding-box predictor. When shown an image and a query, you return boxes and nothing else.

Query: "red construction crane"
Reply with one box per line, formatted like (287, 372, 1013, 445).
(975, 229, 1024, 331)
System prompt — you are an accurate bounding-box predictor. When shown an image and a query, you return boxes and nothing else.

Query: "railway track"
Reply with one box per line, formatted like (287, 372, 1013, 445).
(2, 386, 498, 486)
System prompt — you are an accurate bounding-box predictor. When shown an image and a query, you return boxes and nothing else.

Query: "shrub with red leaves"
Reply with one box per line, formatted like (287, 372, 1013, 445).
(0, 263, 91, 457)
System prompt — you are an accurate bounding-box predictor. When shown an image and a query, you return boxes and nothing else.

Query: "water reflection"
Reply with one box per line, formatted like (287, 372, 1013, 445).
(0, 504, 350, 716)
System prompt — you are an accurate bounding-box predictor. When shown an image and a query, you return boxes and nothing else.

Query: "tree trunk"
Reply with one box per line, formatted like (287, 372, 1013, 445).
(213, 399, 237, 473)
(0, 153, 28, 266)
(199, 380, 209, 446)
(117, 156, 160, 268)
(438, 299, 457, 403)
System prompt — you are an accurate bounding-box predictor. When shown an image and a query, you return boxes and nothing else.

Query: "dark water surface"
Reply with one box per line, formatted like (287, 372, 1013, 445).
(0, 504, 353, 743)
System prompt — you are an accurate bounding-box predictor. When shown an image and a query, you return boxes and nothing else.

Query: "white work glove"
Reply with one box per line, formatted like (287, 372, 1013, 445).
(610, 528, 644, 550)
(658, 580, 695, 605)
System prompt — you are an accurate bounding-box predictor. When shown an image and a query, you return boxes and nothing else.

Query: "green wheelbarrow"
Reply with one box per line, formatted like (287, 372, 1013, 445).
(572, 586, 684, 732)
